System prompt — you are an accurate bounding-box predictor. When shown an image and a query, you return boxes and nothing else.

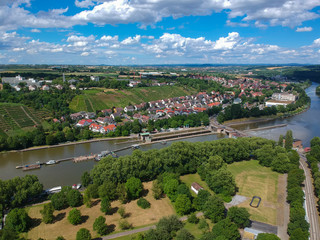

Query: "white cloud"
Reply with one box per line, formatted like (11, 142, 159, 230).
(296, 26, 313, 32)
(121, 35, 141, 45)
(31, 29, 41, 33)
(81, 52, 90, 56)
(213, 32, 240, 50)
(75, 0, 95, 8)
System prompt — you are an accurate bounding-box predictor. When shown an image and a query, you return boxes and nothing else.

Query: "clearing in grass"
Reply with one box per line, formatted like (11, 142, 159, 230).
(227, 160, 281, 225)
(23, 182, 175, 240)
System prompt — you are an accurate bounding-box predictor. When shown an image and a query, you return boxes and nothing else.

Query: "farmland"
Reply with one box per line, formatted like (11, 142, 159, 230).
(0, 103, 50, 136)
(69, 86, 196, 112)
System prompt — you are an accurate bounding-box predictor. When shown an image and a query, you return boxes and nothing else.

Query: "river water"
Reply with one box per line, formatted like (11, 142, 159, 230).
(0, 82, 319, 188)
(232, 82, 320, 146)
(0, 134, 224, 188)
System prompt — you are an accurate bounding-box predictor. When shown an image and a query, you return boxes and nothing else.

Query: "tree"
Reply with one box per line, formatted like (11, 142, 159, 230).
(76, 228, 91, 240)
(125, 177, 143, 200)
(271, 153, 291, 173)
(176, 184, 192, 198)
(193, 190, 211, 211)
(0, 228, 18, 240)
(256, 233, 281, 240)
(5, 208, 31, 233)
(163, 179, 179, 201)
(56, 237, 65, 240)
(278, 135, 284, 147)
(67, 189, 83, 207)
(289, 228, 309, 240)
(100, 197, 112, 214)
(137, 198, 151, 209)
(174, 194, 192, 215)
(156, 215, 183, 236)
(204, 195, 226, 223)
(40, 203, 55, 224)
(285, 130, 293, 150)
(98, 181, 117, 200)
(152, 180, 163, 199)
(68, 208, 82, 225)
(83, 189, 92, 208)
(227, 206, 250, 228)
(93, 216, 108, 235)
(81, 172, 92, 187)
(176, 229, 195, 240)
(206, 168, 236, 196)
(210, 218, 241, 240)
(51, 192, 68, 210)
(86, 184, 99, 199)
(311, 137, 320, 147)
(117, 183, 128, 204)
(119, 219, 131, 230)
(118, 206, 126, 218)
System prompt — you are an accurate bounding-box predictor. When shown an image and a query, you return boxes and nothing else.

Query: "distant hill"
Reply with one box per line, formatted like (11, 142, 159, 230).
(69, 86, 196, 112)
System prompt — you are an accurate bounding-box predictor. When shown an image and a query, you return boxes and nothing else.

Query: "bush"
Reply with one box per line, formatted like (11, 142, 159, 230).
(93, 216, 108, 236)
(118, 206, 126, 218)
(174, 194, 192, 215)
(56, 237, 65, 240)
(187, 213, 199, 224)
(68, 208, 82, 225)
(137, 198, 151, 209)
(76, 228, 91, 240)
(198, 218, 209, 231)
(119, 219, 131, 230)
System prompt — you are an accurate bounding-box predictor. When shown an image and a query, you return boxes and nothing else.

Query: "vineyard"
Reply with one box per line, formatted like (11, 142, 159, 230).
(0, 103, 50, 136)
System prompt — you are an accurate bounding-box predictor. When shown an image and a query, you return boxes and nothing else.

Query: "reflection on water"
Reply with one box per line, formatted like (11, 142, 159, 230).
(233, 82, 320, 146)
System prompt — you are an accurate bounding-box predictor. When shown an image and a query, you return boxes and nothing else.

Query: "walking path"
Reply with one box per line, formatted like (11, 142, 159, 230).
(102, 213, 204, 239)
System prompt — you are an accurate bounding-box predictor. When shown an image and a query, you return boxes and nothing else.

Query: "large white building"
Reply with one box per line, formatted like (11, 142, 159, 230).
(272, 93, 297, 102)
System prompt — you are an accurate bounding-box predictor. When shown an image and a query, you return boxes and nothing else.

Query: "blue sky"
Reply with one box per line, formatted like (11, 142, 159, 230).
(0, 0, 319, 64)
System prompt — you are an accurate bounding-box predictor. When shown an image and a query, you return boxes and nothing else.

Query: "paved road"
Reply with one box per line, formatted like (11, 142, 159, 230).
(299, 153, 320, 240)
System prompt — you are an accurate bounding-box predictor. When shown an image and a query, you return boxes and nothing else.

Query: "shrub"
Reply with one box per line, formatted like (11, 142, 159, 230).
(100, 197, 112, 214)
(137, 198, 151, 209)
(76, 228, 91, 240)
(56, 237, 65, 240)
(118, 206, 126, 218)
(187, 213, 199, 224)
(40, 203, 54, 224)
(119, 219, 131, 230)
(93, 216, 108, 236)
(68, 208, 82, 225)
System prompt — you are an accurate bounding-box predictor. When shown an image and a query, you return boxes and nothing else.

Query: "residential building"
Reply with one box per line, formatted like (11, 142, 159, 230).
(191, 182, 204, 195)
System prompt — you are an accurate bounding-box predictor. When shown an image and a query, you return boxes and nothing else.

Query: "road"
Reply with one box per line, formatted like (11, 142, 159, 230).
(299, 153, 320, 240)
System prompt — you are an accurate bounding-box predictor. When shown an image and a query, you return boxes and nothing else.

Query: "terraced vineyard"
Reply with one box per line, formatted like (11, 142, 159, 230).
(70, 86, 196, 112)
(0, 103, 50, 136)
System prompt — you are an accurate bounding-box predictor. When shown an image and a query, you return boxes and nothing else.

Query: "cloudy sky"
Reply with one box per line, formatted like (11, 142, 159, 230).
(0, 0, 319, 64)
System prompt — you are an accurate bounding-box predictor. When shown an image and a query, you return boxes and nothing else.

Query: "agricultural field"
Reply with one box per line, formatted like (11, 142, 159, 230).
(23, 182, 175, 240)
(227, 160, 281, 225)
(69, 86, 196, 112)
(0, 103, 50, 136)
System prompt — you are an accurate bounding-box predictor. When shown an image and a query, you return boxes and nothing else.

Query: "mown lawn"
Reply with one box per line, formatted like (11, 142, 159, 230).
(180, 173, 213, 197)
(227, 160, 281, 225)
(70, 86, 196, 112)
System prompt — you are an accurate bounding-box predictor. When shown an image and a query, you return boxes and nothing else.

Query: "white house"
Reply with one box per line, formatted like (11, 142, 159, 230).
(191, 182, 204, 195)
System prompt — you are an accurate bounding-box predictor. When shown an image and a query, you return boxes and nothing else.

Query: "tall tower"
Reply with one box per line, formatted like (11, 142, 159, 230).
(63, 73, 65, 83)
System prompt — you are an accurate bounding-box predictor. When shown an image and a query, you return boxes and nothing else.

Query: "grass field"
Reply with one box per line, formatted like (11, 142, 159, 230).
(180, 173, 213, 197)
(227, 160, 281, 225)
(70, 86, 196, 112)
(0, 103, 50, 136)
(23, 182, 175, 240)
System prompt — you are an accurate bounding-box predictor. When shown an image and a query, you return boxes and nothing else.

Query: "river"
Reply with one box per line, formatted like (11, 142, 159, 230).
(0, 82, 319, 188)
(0, 134, 224, 188)
(232, 82, 320, 146)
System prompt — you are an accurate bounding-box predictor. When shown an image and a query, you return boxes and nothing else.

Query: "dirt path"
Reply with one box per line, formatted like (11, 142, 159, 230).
(277, 174, 289, 240)
(20, 106, 38, 125)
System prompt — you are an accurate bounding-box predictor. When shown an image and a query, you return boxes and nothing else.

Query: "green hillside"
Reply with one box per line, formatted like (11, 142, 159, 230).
(70, 86, 196, 112)
(0, 103, 50, 137)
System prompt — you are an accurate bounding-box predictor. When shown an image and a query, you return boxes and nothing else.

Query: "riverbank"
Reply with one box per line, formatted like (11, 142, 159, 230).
(224, 103, 310, 127)
(6, 126, 210, 154)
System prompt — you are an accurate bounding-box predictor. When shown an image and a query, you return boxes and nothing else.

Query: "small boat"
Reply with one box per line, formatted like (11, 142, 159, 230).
(131, 144, 140, 149)
(72, 183, 82, 190)
(160, 140, 167, 145)
(46, 160, 56, 165)
(46, 186, 62, 194)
